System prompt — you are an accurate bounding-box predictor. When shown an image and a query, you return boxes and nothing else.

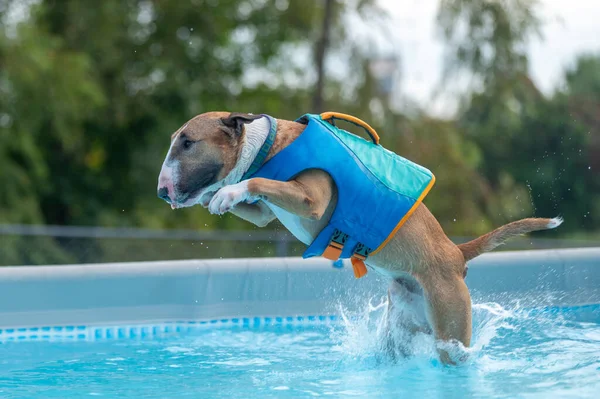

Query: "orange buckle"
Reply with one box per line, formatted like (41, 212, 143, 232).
(322, 242, 343, 260)
(351, 257, 368, 279)
(352, 252, 366, 261)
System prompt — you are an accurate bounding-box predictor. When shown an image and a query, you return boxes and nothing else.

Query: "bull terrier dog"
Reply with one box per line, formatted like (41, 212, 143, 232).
(157, 111, 562, 364)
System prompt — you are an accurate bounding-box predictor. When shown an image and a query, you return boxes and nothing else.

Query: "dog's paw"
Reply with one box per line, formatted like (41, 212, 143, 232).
(208, 182, 250, 215)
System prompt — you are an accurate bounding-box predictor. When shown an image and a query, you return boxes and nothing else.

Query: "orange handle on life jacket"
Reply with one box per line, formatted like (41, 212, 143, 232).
(320, 112, 380, 145)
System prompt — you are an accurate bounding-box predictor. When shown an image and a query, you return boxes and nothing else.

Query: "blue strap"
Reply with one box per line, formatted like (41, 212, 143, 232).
(242, 114, 277, 181)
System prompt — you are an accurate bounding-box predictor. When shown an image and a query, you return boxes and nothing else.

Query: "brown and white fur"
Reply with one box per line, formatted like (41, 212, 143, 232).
(157, 112, 562, 364)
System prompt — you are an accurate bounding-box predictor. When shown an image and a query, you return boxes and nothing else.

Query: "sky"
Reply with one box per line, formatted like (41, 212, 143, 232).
(376, 0, 600, 117)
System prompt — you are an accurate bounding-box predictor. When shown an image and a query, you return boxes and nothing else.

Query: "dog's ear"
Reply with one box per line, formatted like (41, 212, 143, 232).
(220, 112, 262, 138)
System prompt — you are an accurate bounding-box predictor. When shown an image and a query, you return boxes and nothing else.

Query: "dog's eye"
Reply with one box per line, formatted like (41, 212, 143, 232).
(183, 139, 193, 149)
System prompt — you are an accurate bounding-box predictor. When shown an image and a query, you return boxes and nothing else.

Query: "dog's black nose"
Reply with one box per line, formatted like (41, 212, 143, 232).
(157, 187, 171, 203)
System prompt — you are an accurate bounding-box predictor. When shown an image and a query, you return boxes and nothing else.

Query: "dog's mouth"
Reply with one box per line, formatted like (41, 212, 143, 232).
(168, 192, 189, 209)
(169, 167, 222, 210)
(171, 189, 217, 209)
(172, 182, 221, 210)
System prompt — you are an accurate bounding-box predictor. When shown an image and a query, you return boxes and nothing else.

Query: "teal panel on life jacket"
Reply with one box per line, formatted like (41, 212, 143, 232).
(318, 119, 434, 203)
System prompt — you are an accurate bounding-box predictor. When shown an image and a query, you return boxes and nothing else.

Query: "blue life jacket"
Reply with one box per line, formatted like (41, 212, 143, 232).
(247, 113, 435, 277)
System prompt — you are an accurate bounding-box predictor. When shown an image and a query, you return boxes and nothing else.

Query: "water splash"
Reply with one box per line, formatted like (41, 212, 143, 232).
(330, 296, 389, 361)
(330, 296, 535, 367)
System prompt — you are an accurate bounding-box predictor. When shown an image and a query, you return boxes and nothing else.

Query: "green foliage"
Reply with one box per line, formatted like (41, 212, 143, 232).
(1, 0, 321, 229)
(0, 0, 381, 263)
(565, 55, 600, 99)
(439, 0, 599, 233)
(437, 0, 541, 88)
(0, 0, 598, 265)
(395, 117, 533, 235)
(456, 56, 599, 232)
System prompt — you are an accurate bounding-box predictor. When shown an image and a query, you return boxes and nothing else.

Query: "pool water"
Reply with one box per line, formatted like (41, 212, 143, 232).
(0, 302, 599, 398)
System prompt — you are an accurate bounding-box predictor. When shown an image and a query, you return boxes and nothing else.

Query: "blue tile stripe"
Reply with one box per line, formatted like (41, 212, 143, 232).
(0, 315, 338, 343)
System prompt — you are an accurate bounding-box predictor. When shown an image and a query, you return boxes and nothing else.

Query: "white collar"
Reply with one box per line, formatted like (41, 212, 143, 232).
(225, 116, 271, 185)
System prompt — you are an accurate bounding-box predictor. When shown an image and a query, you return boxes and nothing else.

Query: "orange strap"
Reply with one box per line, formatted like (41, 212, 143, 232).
(351, 257, 368, 279)
(322, 243, 343, 260)
(320, 112, 380, 145)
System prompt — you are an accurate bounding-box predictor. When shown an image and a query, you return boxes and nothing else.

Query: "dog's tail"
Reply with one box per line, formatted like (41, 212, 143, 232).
(458, 217, 563, 262)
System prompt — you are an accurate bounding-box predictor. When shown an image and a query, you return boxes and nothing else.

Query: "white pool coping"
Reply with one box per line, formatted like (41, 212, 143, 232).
(0, 248, 598, 338)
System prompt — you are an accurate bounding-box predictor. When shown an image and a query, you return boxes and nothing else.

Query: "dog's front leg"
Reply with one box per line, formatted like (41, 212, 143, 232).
(228, 201, 276, 227)
(209, 170, 333, 220)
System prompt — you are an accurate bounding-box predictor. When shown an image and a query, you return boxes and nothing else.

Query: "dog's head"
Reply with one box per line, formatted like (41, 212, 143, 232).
(157, 111, 262, 209)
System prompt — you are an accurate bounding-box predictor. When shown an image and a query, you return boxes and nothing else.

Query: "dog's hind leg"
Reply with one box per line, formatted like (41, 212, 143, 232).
(378, 276, 432, 360)
(420, 272, 472, 365)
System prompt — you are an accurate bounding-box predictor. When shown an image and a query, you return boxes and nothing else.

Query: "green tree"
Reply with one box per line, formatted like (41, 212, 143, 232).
(439, 0, 599, 233)
(435, 0, 590, 233)
(437, 0, 541, 90)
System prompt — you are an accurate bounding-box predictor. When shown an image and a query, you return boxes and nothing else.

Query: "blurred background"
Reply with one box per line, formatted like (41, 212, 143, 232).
(0, 0, 598, 266)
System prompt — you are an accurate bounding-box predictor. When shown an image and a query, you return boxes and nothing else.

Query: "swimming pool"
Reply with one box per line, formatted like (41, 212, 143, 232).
(0, 248, 598, 398)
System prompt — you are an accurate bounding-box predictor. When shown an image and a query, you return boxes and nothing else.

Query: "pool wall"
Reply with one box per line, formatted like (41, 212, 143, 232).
(0, 248, 598, 336)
